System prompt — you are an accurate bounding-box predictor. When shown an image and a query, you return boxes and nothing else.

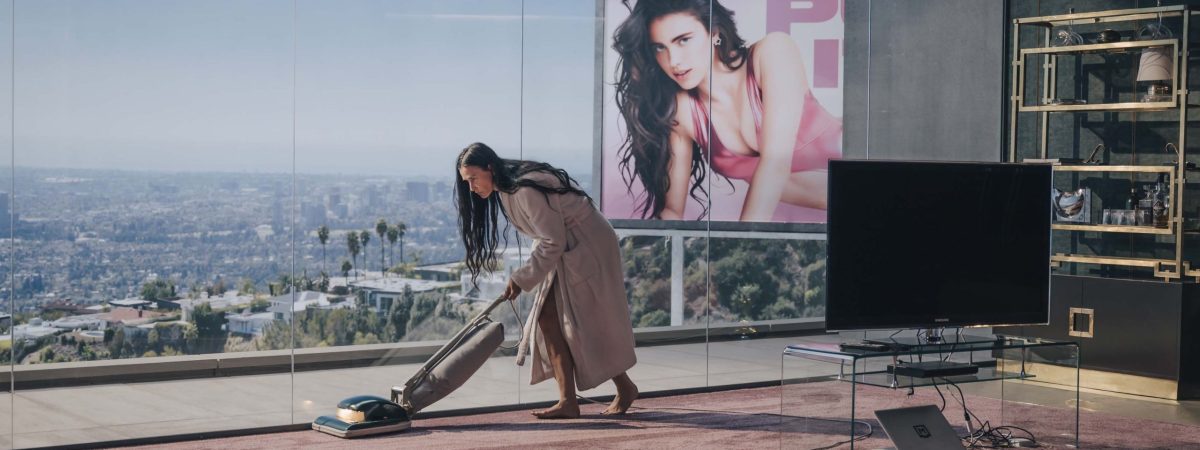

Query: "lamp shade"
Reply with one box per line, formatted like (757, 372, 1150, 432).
(1137, 47, 1174, 82)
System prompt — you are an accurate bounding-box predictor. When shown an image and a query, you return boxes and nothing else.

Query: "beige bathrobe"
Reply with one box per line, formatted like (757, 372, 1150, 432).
(500, 172, 637, 391)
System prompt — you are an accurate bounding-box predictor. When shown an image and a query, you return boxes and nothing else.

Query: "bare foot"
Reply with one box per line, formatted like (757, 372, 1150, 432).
(601, 382, 638, 415)
(532, 401, 580, 419)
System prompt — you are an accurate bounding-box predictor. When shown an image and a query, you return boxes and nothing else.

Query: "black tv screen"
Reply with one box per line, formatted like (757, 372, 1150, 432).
(825, 160, 1052, 331)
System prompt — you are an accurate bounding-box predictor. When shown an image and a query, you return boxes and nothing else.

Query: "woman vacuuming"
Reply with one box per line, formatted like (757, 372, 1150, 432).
(455, 142, 639, 419)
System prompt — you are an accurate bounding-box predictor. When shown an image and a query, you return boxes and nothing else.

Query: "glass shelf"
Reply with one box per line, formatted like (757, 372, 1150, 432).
(1052, 223, 1173, 235)
(1020, 39, 1176, 56)
(842, 363, 1029, 390)
(1014, 5, 1187, 27)
(1044, 164, 1174, 173)
(1019, 100, 1177, 112)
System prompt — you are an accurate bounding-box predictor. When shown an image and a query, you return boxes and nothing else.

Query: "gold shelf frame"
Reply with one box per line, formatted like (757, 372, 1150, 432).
(1010, 6, 1195, 278)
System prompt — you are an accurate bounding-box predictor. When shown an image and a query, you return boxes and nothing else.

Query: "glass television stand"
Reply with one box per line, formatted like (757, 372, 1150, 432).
(781, 335, 1080, 449)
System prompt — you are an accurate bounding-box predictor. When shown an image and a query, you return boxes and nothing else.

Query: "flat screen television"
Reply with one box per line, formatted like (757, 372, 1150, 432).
(825, 160, 1052, 331)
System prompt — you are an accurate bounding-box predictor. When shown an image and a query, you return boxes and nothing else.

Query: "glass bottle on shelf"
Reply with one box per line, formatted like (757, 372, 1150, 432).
(1153, 178, 1169, 228)
(1140, 187, 1156, 226)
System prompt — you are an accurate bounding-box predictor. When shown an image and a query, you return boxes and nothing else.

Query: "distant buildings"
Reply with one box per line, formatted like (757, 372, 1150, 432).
(405, 181, 430, 204)
(12, 318, 59, 341)
(350, 276, 457, 312)
(413, 262, 460, 282)
(301, 202, 326, 228)
(0, 191, 9, 230)
(460, 247, 526, 302)
(265, 290, 350, 322)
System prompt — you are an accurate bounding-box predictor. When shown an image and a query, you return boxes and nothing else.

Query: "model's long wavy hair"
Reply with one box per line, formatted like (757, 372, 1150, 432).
(613, 0, 746, 219)
(455, 142, 591, 284)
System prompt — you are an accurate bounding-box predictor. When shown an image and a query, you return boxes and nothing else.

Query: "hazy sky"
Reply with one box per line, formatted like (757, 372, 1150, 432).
(0, 0, 598, 177)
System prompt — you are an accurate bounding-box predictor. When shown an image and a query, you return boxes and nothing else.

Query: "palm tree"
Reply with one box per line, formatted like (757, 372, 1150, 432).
(360, 230, 371, 278)
(318, 271, 330, 293)
(340, 260, 352, 280)
(376, 219, 388, 276)
(317, 225, 330, 274)
(386, 225, 400, 274)
(346, 231, 360, 280)
(395, 221, 408, 264)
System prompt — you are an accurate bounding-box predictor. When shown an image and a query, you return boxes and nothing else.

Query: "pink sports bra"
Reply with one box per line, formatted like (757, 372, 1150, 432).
(689, 48, 842, 181)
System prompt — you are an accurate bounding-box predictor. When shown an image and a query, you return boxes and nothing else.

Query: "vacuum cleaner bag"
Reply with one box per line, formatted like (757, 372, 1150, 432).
(405, 320, 505, 412)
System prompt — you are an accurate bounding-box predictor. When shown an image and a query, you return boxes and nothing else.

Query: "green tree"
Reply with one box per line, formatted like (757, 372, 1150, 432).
(208, 278, 228, 297)
(190, 303, 227, 354)
(346, 231, 360, 280)
(376, 219, 389, 275)
(394, 221, 407, 266)
(387, 225, 400, 272)
(359, 230, 371, 277)
(341, 259, 352, 280)
(260, 320, 293, 350)
(636, 309, 670, 328)
(239, 278, 256, 296)
(277, 273, 293, 295)
(188, 282, 204, 300)
(733, 284, 761, 320)
(140, 278, 176, 301)
(250, 298, 270, 312)
(317, 225, 330, 274)
(183, 323, 199, 353)
(147, 328, 160, 353)
(318, 271, 330, 293)
(385, 285, 414, 341)
(110, 328, 126, 358)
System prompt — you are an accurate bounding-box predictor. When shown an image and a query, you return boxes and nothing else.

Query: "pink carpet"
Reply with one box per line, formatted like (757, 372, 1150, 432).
(117, 384, 1200, 449)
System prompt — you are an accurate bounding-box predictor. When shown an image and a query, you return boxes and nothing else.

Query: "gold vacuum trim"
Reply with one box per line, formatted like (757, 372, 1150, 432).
(336, 407, 365, 423)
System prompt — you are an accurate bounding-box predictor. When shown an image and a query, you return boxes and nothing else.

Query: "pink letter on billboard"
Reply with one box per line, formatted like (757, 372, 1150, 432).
(766, 0, 839, 33)
(813, 39, 839, 88)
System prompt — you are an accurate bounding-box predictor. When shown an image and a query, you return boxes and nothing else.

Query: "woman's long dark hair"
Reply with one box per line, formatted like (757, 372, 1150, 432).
(455, 142, 591, 285)
(613, 0, 746, 219)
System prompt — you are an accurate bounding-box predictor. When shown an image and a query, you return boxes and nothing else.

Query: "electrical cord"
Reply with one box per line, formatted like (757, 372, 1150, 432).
(929, 378, 948, 412)
(481, 297, 524, 350)
(572, 393, 874, 449)
(939, 377, 1039, 449)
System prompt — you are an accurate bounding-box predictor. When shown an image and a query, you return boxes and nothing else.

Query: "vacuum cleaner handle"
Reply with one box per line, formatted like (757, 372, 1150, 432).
(400, 294, 512, 410)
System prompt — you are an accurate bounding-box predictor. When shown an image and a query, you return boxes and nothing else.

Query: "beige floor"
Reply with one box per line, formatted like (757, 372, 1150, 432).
(0, 333, 1197, 448)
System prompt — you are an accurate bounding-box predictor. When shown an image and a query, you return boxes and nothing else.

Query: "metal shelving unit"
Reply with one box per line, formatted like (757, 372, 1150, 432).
(1009, 5, 1194, 280)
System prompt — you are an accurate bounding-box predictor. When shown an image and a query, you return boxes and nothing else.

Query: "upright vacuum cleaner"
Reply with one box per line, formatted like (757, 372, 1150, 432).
(312, 295, 510, 438)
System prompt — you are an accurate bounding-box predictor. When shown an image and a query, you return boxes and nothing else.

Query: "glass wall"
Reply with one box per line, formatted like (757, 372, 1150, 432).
(9, 1, 294, 447)
(2, 0, 835, 447)
(0, 2, 11, 448)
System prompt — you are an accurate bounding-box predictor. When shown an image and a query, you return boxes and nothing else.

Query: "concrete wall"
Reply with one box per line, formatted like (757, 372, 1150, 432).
(844, 0, 1006, 161)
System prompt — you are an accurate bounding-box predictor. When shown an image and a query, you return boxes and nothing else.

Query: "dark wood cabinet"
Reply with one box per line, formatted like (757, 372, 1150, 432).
(997, 274, 1200, 399)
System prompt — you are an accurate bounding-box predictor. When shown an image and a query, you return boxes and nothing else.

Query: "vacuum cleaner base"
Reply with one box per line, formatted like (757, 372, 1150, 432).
(312, 415, 411, 438)
(312, 395, 412, 438)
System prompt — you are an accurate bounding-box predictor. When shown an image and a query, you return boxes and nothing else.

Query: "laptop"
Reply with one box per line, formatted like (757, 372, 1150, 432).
(874, 405, 965, 450)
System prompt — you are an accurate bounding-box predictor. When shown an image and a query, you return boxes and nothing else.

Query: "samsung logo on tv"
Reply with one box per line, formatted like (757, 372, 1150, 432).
(935, 318, 949, 323)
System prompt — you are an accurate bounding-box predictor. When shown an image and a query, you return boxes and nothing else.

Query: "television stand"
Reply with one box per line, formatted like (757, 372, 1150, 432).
(887, 360, 980, 378)
(783, 336, 1081, 448)
(864, 329, 997, 349)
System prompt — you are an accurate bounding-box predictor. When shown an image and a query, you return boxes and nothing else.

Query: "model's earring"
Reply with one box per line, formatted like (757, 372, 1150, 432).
(713, 36, 722, 46)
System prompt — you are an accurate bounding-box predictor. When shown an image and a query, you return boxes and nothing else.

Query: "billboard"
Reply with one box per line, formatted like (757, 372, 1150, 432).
(601, 0, 844, 223)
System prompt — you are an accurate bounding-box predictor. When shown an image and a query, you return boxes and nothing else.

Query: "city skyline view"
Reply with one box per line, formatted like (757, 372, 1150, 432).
(0, 0, 599, 176)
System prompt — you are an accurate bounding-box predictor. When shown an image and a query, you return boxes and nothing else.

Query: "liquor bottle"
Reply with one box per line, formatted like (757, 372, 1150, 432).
(1153, 182, 1169, 228)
